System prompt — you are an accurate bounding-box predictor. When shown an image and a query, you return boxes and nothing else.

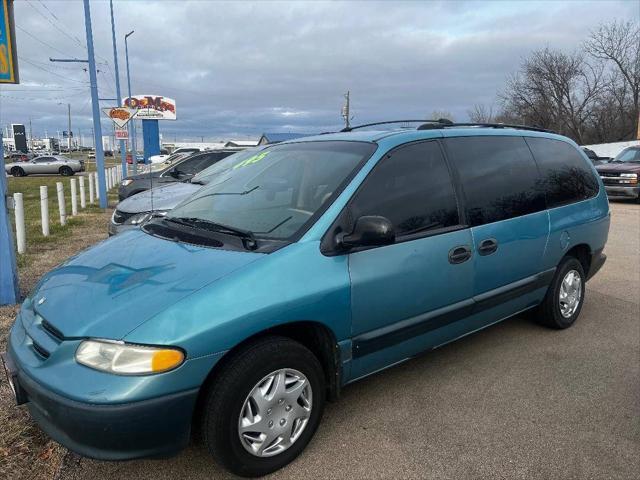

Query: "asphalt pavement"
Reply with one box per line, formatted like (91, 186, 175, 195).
(59, 201, 639, 480)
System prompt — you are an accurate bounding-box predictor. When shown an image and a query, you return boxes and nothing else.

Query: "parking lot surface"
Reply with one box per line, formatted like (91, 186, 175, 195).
(59, 201, 639, 480)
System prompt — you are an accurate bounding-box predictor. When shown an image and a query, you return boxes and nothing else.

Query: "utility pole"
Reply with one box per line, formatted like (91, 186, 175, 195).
(67, 103, 71, 151)
(83, 0, 107, 207)
(125, 30, 137, 174)
(341, 91, 352, 130)
(109, 0, 127, 177)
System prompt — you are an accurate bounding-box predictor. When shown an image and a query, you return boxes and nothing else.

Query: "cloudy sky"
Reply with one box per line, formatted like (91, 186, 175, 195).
(0, 0, 637, 143)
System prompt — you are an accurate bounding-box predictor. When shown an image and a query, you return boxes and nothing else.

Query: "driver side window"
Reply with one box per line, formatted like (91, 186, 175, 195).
(348, 141, 460, 237)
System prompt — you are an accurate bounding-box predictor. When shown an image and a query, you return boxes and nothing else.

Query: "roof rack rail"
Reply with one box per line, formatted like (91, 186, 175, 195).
(417, 122, 554, 134)
(340, 119, 452, 133)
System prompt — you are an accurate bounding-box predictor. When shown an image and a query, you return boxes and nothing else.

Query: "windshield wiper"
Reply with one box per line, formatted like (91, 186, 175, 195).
(164, 217, 258, 250)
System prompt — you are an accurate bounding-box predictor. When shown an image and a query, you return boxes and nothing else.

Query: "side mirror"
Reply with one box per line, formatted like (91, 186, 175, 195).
(340, 215, 395, 249)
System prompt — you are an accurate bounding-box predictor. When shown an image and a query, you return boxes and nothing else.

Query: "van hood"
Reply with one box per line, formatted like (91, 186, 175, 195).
(27, 229, 262, 339)
(117, 182, 201, 213)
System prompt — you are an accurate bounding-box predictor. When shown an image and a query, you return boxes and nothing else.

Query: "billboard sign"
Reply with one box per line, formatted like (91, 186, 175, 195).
(114, 126, 128, 140)
(12, 124, 26, 152)
(123, 95, 176, 120)
(0, 0, 18, 84)
(102, 107, 137, 128)
(62, 131, 73, 138)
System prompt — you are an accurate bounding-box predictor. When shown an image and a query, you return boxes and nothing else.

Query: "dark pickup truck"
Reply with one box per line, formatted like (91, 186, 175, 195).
(595, 146, 640, 201)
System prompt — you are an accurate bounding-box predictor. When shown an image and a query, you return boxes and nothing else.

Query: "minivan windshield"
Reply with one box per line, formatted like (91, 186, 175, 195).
(612, 148, 640, 163)
(157, 141, 376, 242)
(190, 147, 267, 185)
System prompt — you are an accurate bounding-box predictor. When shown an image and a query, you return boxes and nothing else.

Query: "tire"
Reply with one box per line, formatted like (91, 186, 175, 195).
(59, 166, 73, 176)
(534, 256, 586, 329)
(202, 336, 325, 477)
(11, 166, 25, 177)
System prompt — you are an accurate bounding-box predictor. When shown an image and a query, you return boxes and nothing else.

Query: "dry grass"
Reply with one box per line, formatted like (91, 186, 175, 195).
(0, 171, 115, 480)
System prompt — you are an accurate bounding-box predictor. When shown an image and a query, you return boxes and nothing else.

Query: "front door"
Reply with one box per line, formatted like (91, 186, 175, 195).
(345, 140, 475, 379)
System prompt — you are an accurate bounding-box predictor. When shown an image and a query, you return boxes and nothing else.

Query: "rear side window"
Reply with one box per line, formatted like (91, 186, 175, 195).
(348, 141, 459, 236)
(526, 137, 599, 208)
(445, 136, 545, 226)
(175, 156, 210, 174)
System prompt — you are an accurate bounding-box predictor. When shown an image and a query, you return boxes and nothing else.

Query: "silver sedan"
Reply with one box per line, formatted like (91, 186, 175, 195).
(4, 155, 84, 177)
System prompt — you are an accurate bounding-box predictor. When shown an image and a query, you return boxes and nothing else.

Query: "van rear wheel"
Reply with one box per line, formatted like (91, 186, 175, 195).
(534, 256, 585, 329)
(202, 336, 325, 477)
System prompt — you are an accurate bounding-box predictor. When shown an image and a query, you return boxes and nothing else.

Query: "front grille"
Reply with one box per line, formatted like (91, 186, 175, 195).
(42, 320, 64, 341)
(112, 209, 134, 224)
(32, 341, 50, 359)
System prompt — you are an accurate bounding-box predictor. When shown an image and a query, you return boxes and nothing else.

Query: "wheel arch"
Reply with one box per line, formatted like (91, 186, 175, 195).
(564, 243, 591, 276)
(192, 320, 342, 432)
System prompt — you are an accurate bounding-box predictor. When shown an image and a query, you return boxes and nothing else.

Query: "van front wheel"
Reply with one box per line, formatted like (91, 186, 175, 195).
(535, 256, 585, 329)
(202, 336, 325, 477)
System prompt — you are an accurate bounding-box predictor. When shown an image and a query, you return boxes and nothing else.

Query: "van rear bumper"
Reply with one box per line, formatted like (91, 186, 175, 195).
(10, 350, 198, 460)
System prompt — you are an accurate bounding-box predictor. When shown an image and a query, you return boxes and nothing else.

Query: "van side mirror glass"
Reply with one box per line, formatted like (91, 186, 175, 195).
(341, 215, 395, 248)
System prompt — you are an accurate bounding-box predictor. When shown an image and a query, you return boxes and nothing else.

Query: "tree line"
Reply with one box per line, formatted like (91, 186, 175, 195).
(468, 20, 639, 145)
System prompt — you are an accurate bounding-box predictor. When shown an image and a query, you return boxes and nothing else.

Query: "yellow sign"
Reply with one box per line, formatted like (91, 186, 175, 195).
(0, 0, 18, 84)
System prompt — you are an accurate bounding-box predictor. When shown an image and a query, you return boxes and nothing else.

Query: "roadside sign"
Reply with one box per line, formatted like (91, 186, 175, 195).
(114, 126, 128, 140)
(123, 95, 176, 120)
(102, 107, 137, 128)
(0, 0, 18, 84)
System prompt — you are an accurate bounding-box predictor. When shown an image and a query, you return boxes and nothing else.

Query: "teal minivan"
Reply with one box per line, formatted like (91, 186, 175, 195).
(3, 121, 609, 477)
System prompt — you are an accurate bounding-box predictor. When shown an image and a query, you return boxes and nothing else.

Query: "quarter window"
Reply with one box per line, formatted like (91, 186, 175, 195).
(348, 141, 460, 236)
(526, 137, 599, 208)
(445, 136, 545, 226)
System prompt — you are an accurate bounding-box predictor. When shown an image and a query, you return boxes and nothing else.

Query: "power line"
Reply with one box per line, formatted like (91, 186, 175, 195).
(15, 25, 79, 58)
(37, 0, 60, 21)
(25, 0, 86, 51)
(18, 56, 89, 84)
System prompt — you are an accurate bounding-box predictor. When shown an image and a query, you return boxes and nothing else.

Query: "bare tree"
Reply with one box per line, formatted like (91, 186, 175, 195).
(468, 104, 494, 123)
(499, 48, 606, 144)
(430, 110, 455, 122)
(585, 20, 640, 137)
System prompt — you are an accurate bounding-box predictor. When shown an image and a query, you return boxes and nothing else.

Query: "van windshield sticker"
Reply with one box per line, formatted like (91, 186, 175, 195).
(233, 151, 269, 169)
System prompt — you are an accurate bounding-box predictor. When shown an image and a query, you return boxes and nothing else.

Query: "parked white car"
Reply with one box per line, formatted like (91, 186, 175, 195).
(4, 155, 84, 177)
(149, 147, 202, 164)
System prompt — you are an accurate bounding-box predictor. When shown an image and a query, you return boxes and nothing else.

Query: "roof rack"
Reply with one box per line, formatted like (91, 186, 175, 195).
(417, 122, 554, 134)
(340, 119, 452, 133)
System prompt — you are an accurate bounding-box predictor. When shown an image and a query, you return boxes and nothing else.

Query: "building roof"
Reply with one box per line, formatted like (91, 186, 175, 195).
(258, 132, 313, 145)
(224, 140, 259, 147)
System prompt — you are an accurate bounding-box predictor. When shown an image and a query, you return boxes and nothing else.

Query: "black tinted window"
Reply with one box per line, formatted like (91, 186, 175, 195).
(527, 137, 599, 208)
(445, 136, 545, 226)
(175, 156, 210, 174)
(349, 141, 459, 236)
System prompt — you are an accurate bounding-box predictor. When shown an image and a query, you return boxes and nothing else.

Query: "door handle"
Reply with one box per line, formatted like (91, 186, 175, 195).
(448, 245, 472, 264)
(478, 238, 498, 256)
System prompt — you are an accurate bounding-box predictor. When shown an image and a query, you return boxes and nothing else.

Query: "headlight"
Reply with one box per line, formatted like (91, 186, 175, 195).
(76, 340, 185, 375)
(125, 210, 167, 225)
(121, 179, 133, 187)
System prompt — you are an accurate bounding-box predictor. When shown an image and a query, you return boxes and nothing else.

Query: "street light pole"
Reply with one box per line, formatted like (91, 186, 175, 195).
(125, 30, 137, 174)
(82, 0, 107, 207)
(109, 0, 127, 178)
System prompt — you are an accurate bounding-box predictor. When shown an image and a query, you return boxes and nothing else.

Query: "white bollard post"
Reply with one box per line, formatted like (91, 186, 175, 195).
(13, 193, 26, 254)
(79, 176, 86, 208)
(40, 186, 49, 236)
(56, 181, 66, 226)
(95, 172, 100, 201)
(70, 178, 78, 216)
(89, 173, 95, 204)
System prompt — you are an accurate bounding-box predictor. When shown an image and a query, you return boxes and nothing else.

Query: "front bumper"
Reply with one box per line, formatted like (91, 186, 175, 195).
(4, 346, 199, 460)
(603, 185, 640, 199)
